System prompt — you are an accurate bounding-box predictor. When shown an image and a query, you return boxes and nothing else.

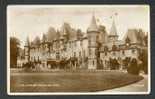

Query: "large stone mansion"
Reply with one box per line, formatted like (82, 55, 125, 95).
(19, 14, 147, 70)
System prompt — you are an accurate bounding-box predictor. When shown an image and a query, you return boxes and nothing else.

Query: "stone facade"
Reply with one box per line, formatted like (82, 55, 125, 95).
(21, 14, 147, 70)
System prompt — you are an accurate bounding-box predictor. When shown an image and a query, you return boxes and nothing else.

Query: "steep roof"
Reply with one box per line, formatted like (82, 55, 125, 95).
(46, 27, 57, 41)
(109, 19, 118, 36)
(60, 22, 77, 41)
(123, 29, 145, 44)
(87, 14, 98, 32)
(61, 22, 68, 36)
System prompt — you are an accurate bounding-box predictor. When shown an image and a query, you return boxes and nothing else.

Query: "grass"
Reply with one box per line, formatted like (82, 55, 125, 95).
(10, 70, 143, 92)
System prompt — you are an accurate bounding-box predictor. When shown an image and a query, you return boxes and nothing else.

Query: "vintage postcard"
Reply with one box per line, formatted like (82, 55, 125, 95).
(7, 5, 150, 95)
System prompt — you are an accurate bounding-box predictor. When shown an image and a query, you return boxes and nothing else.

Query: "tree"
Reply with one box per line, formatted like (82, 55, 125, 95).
(62, 22, 73, 40)
(98, 25, 106, 33)
(138, 48, 148, 74)
(33, 36, 40, 46)
(56, 30, 61, 40)
(10, 37, 20, 68)
(127, 58, 140, 75)
(98, 25, 108, 43)
(47, 27, 57, 41)
(42, 33, 47, 42)
(144, 34, 148, 46)
(76, 29, 83, 40)
(137, 29, 145, 46)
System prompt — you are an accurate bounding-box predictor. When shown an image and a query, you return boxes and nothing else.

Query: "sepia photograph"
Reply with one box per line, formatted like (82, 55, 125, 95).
(7, 5, 150, 95)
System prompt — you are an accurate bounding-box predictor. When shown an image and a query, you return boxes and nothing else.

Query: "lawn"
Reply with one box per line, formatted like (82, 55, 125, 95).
(10, 70, 143, 92)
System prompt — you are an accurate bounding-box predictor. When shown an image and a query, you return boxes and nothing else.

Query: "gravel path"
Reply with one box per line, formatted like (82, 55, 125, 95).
(102, 74, 148, 93)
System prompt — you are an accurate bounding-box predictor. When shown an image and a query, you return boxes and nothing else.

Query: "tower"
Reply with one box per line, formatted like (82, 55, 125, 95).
(87, 14, 99, 69)
(108, 19, 118, 43)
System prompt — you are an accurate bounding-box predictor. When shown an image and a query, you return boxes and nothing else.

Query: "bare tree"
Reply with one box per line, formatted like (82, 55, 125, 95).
(10, 36, 20, 68)
(33, 36, 41, 46)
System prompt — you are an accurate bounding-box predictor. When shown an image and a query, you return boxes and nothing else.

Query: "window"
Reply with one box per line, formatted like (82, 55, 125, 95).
(96, 35, 99, 41)
(132, 49, 135, 53)
(74, 52, 76, 57)
(104, 46, 108, 52)
(83, 50, 85, 57)
(112, 45, 117, 51)
(122, 50, 125, 55)
(95, 49, 98, 56)
(79, 51, 81, 57)
(88, 40, 91, 45)
(31, 57, 33, 61)
(105, 52, 107, 56)
(89, 49, 92, 55)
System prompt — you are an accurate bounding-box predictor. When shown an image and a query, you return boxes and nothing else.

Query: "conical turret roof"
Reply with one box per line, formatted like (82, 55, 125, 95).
(87, 14, 98, 32)
(123, 29, 145, 44)
(61, 23, 67, 35)
(109, 19, 118, 36)
(25, 36, 30, 46)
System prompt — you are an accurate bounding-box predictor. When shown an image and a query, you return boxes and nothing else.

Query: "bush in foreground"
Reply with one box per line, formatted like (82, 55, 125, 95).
(127, 58, 140, 75)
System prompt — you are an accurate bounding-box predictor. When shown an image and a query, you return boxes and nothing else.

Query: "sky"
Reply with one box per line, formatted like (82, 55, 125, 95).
(7, 5, 150, 48)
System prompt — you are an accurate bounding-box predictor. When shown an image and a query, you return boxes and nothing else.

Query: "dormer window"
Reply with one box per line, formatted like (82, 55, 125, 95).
(125, 36, 130, 44)
(125, 36, 130, 47)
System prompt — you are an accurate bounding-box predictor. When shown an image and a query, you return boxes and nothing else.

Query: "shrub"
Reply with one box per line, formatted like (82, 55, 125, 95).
(127, 58, 140, 75)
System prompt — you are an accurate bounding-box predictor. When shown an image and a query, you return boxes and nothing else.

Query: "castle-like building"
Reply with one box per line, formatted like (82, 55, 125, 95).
(21, 14, 147, 70)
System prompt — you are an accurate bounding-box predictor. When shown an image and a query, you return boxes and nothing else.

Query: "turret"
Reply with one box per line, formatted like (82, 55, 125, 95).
(87, 14, 99, 69)
(24, 36, 30, 62)
(108, 19, 118, 43)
